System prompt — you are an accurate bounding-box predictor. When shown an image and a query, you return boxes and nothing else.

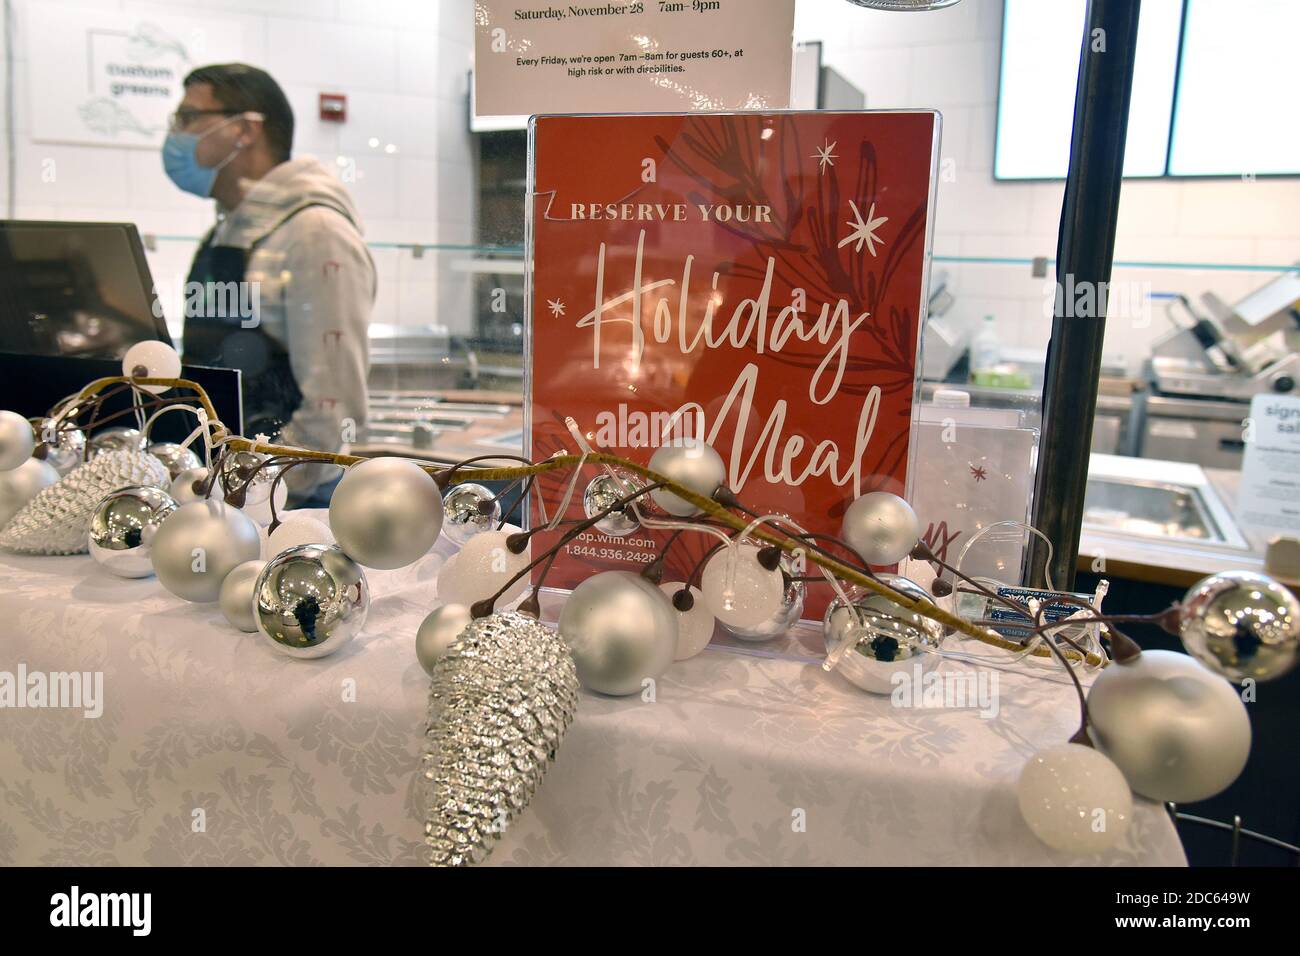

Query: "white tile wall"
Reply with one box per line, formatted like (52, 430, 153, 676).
(0, 0, 477, 334)
(795, 0, 1300, 371)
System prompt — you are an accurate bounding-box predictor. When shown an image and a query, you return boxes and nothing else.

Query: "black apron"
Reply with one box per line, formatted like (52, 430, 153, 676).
(181, 204, 332, 440)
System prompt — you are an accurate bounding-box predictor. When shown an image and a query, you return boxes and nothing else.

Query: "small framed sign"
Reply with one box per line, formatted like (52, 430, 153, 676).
(526, 110, 941, 619)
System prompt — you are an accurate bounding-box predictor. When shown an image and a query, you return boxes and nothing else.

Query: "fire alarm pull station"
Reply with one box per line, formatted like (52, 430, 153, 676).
(319, 93, 346, 122)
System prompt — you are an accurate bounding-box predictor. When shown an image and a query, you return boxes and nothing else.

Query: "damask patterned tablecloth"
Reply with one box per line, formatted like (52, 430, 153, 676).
(0, 515, 1185, 866)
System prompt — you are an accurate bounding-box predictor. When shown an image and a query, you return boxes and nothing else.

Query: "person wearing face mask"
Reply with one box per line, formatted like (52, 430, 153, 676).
(164, 63, 374, 507)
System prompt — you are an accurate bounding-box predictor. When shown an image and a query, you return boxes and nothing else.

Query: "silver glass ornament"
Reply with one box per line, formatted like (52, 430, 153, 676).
(149, 499, 262, 603)
(255, 544, 369, 659)
(0, 458, 60, 529)
(88, 427, 146, 457)
(147, 442, 203, 481)
(0, 450, 170, 555)
(558, 570, 678, 696)
(717, 552, 806, 642)
(37, 420, 86, 475)
(88, 485, 178, 578)
(582, 473, 642, 537)
(441, 482, 501, 545)
(1087, 649, 1251, 803)
(422, 610, 579, 867)
(219, 559, 267, 632)
(416, 603, 474, 676)
(647, 439, 726, 516)
(329, 456, 444, 569)
(1179, 570, 1299, 683)
(822, 575, 945, 694)
(846, 0, 961, 10)
(0, 410, 35, 471)
(842, 491, 920, 566)
(169, 466, 211, 505)
(219, 450, 280, 505)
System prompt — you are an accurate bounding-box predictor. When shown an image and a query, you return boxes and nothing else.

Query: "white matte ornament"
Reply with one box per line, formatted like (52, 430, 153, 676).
(265, 515, 334, 558)
(1087, 649, 1251, 803)
(149, 499, 262, 603)
(416, 603, 474, 676)
(1017, 743, 1132, 855)
(329, 457, 444, 569)
(0, 458, 60, 528)
(647, 439, 726, 516)
(435, 528, 531, 609)
(659, 582, 714, 660)
(842, 491, 921, 566)
(169, 466, 210, 505)
(123, 341, 182, 394)
(0, 410, 35, 471)
(558, 570, 678, 696)
(219, 559, 267, 632)
(700, 542, 785, 631)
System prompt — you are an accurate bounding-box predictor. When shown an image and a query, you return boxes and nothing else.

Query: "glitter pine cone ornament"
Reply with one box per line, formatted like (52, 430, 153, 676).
(421, 610, 580, 867)
(0, 450, 170, 554)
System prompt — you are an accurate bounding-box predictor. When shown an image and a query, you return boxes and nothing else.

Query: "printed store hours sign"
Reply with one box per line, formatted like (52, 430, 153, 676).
(27, 3, 245, 148)
(527, 111, 941, 618)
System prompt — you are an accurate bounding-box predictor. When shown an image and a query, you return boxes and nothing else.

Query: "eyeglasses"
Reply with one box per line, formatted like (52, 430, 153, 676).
(168, 108, 264, 132)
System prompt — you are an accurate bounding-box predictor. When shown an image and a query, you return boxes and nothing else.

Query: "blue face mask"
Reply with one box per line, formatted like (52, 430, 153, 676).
(162, 116, 244, 198)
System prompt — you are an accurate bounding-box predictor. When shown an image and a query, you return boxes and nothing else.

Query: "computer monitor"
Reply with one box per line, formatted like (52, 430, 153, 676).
(0, 220, 171, 359)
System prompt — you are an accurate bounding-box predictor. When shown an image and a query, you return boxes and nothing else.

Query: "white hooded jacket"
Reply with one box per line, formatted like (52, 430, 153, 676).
(201, 155, 374, 496)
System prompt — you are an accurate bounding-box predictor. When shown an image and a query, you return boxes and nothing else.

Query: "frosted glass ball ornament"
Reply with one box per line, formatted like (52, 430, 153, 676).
(0, 410, 36, 471)
(416, 603, 474, 676)
(659, 582, 715, 660)
(329, 456, 444, 570)
(441, 482, 501, 546)
(265, 515, 334, 559)
(0, 457, 61, 527)
(219, 559, 267, 632)
(122, 341, 182, 395)
(435, 527, 531, 610)
(842, 491, 921, 566)
(149, 499, 262, 603)
(1017, 743, 1133, 855)
(647, 438, 726, 516)
(700, 541, 786, 632)
(169, 466, 211, 505)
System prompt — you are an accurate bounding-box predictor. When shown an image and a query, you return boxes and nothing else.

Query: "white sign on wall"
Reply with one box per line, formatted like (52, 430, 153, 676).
(26, 2, 246, 149)
(474, 0, 795, 118)
(1239, 394, 1300, 538)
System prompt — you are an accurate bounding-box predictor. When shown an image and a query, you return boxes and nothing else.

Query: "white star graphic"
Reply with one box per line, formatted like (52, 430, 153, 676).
(837, 200, 888, 257)
(812, 139, 837, 174)
(547, 298, 566, 317)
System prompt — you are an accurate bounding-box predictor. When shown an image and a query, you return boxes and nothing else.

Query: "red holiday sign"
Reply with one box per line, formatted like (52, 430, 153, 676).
(527, 111, 940, 619)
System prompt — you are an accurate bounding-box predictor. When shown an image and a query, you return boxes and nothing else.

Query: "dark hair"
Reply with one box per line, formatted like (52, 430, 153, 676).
(184, 63, 294, 163)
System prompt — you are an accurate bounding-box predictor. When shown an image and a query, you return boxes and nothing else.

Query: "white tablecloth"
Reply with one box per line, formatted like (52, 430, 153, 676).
(0, 512, 1185, 866)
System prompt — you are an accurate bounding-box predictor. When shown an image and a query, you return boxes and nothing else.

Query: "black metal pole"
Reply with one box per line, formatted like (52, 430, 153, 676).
(1027, 0, 1141, 591)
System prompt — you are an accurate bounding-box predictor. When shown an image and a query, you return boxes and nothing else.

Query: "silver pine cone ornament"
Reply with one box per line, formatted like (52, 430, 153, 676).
(422, 610, 579, 866)
(0, 450, 170, 555)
